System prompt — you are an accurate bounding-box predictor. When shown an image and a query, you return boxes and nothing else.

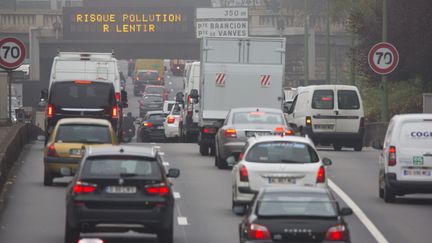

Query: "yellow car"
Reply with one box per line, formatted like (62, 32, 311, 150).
(43, 118, 118, 186)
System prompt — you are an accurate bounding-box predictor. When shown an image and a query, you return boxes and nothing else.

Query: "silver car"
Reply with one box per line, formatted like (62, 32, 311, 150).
(215, 107, 293, 169)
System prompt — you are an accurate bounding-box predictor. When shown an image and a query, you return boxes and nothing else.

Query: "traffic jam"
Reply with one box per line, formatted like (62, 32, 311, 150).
(0, 1, 431, 243)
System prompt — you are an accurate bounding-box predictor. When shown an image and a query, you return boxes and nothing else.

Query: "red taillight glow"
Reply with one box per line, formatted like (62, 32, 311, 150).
(112, 106, 118, 118)
(167, 116, 176, 124)
(146, 183, 169, 196)
(144, 122, 153, 127)
(388, 146, 396, 166)
(47, 143, 58, 157)
(239, 165, 248, 182)
(239, 152, 244, 160)
(115, 92, 121, 101)
(74, 80, 92, 84)
(157, 76, 161, 81)
(73, 181, 97, 194)
(187, 95, 192, 104)
(247, 224, 271, 240)
(224, 128, 237, 138)
(316, 166, 325, 183)
(47, 104, 54, 118)
(325, 225, 349, 241)
(203, 127, 217, 134)
(274, 127, 285, 133)
(285, 129, 294, 135)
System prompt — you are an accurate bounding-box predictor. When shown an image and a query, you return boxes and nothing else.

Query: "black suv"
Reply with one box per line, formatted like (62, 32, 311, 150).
(65, 145, 180, 243)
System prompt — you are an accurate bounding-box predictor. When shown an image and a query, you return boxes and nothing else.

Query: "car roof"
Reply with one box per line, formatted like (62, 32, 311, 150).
(85, 144, 158, 158)
(297, 84, 359, 91)
(56, 118, 112, 126)
(247, 135, 315, 146)
(229, 107, 283, 113)
(391, 113, 432, 122)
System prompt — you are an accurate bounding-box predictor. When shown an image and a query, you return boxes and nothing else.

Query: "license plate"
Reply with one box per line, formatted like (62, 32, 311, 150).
(69, 149, 82, 155)
(269, 177, 296, 184)
(314, 124, 334, 130)
(105, 186, 137, 194)
(157, 126, 164, 129)
(246, 131, 271, 137)
(403, 168, 432, 177)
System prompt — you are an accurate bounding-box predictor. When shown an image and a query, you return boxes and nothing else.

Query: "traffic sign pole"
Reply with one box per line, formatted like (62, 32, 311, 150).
(381, 0, 389, 122)
(8, 71, 12, 124)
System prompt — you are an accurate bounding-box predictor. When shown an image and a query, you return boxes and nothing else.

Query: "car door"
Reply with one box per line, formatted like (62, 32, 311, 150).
(334, 89, 362, 133)
(310, 88, 336, 133)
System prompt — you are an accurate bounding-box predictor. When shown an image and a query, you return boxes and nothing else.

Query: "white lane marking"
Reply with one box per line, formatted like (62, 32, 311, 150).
(328, 180, 389, 243)
(173, 192, 181, 199)
(177, 217, 189, 225)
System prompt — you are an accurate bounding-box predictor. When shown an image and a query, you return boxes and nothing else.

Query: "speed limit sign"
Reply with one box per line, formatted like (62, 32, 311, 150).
(368, 42, 399, 75)
(0, 37, 26, 70)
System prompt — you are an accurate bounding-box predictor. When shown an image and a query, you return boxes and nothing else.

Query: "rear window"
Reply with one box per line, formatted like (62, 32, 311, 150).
(145, 87, 164, 94)
(312, 90, 334, 109)
(138, 71, 159, 80)
(245, 141, 319, 163)
(232, 111, 284, 125)
(399, 121, 432, 148)
(148, 114, 165, 121)
(82, 156, 161, 179)
(338, 90, 360, 110)
(166, 103, 175, 112)
(56, 124, 111, 143)
(144, 95, 163, 103)
(50, 81, 115, 108)
(257, 192, 337, 217)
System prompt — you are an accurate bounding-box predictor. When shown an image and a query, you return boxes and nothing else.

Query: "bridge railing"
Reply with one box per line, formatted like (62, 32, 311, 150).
(0, 10, 62, 33)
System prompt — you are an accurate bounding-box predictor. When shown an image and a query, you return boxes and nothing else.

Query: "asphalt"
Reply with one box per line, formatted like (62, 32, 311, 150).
(1, 74, 432, 243)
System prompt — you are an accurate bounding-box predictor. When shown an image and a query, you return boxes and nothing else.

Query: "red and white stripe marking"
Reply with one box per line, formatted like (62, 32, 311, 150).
(215, 73, 226, 86)
(260, 75, 271, 87)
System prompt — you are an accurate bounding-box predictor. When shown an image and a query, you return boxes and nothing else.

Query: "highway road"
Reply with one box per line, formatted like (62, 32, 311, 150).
(1, 74, 432, 243)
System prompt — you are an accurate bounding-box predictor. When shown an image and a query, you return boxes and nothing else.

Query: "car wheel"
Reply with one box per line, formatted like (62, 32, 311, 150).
(44, 168, 53, 186)
(383, 181, 396, 203)
(333, 143, 342, 151)
(64, 222, 80, 243)
(354, 141, 363, 151)
(157, 226, 173, 243)
(185, 131, 192, 143)
(217, 156, 227, 169)
(199, 143, 209, 156)
(210, 146, 216, 156)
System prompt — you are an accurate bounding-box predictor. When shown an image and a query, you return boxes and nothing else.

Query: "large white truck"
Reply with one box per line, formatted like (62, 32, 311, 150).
(191, 37, 286, 155)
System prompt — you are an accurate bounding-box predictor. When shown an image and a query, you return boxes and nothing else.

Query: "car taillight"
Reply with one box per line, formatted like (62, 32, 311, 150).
(239, 165, 248, 182)
(285, 129, 294, 135)
(144, 122, 153, 127)
(203, 127, 217, 134)
(388, 146, 396, 166)
(47, 143, 58, 157)
(306, 116, 312, 126)
(146, 183, 169, 196)
(247, 223, 271, 240)
(224, 128, 237, 138)
(187, 95, 192, 104)
(325, 224, 349, 241)
(316, 166, 325, 183)
(274, 127, 285, 133)
(73, 181, 97, 194)
(47, 104, 54, 118)
(115, 92, 121, 102)
(157, 76, 161, 81)
(167, 116, 176, 124)
(112, 106, 119, 118)
(239, 152, 244, 160)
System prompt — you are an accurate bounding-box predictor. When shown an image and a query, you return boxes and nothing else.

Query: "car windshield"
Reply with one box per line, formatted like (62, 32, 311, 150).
(82, 156, 161, 179)
(138, 71, 159, 80)
(257, 192, 338, 217)
(145, 87, 164, 94)
(144, 96, 163, 103)
(50, 81, 115, 108)
(55, 124, 111, 143)
(232, 111, 284, 125)
(245, 141, 319, 163)
(312, 90, 334, 109)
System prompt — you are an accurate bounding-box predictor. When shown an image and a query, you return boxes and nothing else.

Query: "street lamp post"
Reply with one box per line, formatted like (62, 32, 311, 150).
(326, 0, 331, 84)
(304, 0, 309, 85)
(381, 0, 389, 121)
(350, 0, 356, 86)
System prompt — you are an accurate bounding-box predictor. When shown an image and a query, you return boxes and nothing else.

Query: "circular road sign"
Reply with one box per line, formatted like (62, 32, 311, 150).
(0, 37, 26, 70)
(368, 42, 399, 75)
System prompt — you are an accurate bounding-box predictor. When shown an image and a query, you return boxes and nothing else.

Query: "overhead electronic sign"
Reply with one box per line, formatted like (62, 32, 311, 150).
(63, 7, 195, 41)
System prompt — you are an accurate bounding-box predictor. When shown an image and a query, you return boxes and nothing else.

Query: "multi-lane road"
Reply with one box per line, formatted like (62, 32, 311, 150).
(1, 74, 432, 243)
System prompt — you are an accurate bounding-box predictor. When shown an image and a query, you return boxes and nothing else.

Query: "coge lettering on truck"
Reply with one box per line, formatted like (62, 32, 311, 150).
(410, 131, 432, 138)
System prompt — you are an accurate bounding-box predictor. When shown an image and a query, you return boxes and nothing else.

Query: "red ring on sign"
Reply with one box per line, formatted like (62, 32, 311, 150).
(368, 42, 399, 75)
(0, 37, 26, 70)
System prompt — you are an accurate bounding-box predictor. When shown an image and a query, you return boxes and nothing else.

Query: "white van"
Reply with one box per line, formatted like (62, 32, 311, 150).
(179, 61, 200, 142)
(376, 114, 432, 203)
(287, 85, 364, 151)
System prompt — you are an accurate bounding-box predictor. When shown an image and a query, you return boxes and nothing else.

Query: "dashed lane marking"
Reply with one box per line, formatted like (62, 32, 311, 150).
(177, 217, 189, 226)
(173, 192, 181, 199)
(328, 180, 389, 243)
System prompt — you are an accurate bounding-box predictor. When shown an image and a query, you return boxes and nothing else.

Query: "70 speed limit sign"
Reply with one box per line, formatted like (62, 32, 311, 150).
(0, 37, 26, 70)
(368, 42, 399, 75)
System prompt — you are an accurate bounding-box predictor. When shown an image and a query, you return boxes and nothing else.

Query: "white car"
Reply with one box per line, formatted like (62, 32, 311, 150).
(376, 114, 432, 203)
(163, 100, 176, 115)
(163, 103, 182, 142)
(231, 135, 332, 212)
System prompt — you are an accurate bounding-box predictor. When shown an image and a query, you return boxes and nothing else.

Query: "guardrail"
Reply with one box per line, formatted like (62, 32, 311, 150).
(364, 122, 389, 146)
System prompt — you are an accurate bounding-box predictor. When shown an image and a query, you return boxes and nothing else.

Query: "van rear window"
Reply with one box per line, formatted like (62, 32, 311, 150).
(338, 90, 360, 110)
(50, 81, 115, 108)
(400, 121, 432, 148)
(312, 90, 334, 109)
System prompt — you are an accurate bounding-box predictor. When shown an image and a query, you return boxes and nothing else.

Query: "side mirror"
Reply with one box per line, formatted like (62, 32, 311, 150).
(175, 92, 184, 103)
(121, 90, 128, 108)
(283, 102, 292, 113)
(167, 168, 180, 178)
(226, 156, 236, 167)
(40, 88, 48, 100)
(372, 140, 383, 150)
(340, 207, 353, 216)
(322, 157, 332, 166)
(189, 89, 199, 99)
(38, 99, 47, 108)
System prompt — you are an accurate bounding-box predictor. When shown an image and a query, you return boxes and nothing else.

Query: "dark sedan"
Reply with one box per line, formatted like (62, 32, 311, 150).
(139, 94, 164, 117)
(137, 111, 167, 142)
(65, 145, 180, 243)
(239, 186, 353, 243)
